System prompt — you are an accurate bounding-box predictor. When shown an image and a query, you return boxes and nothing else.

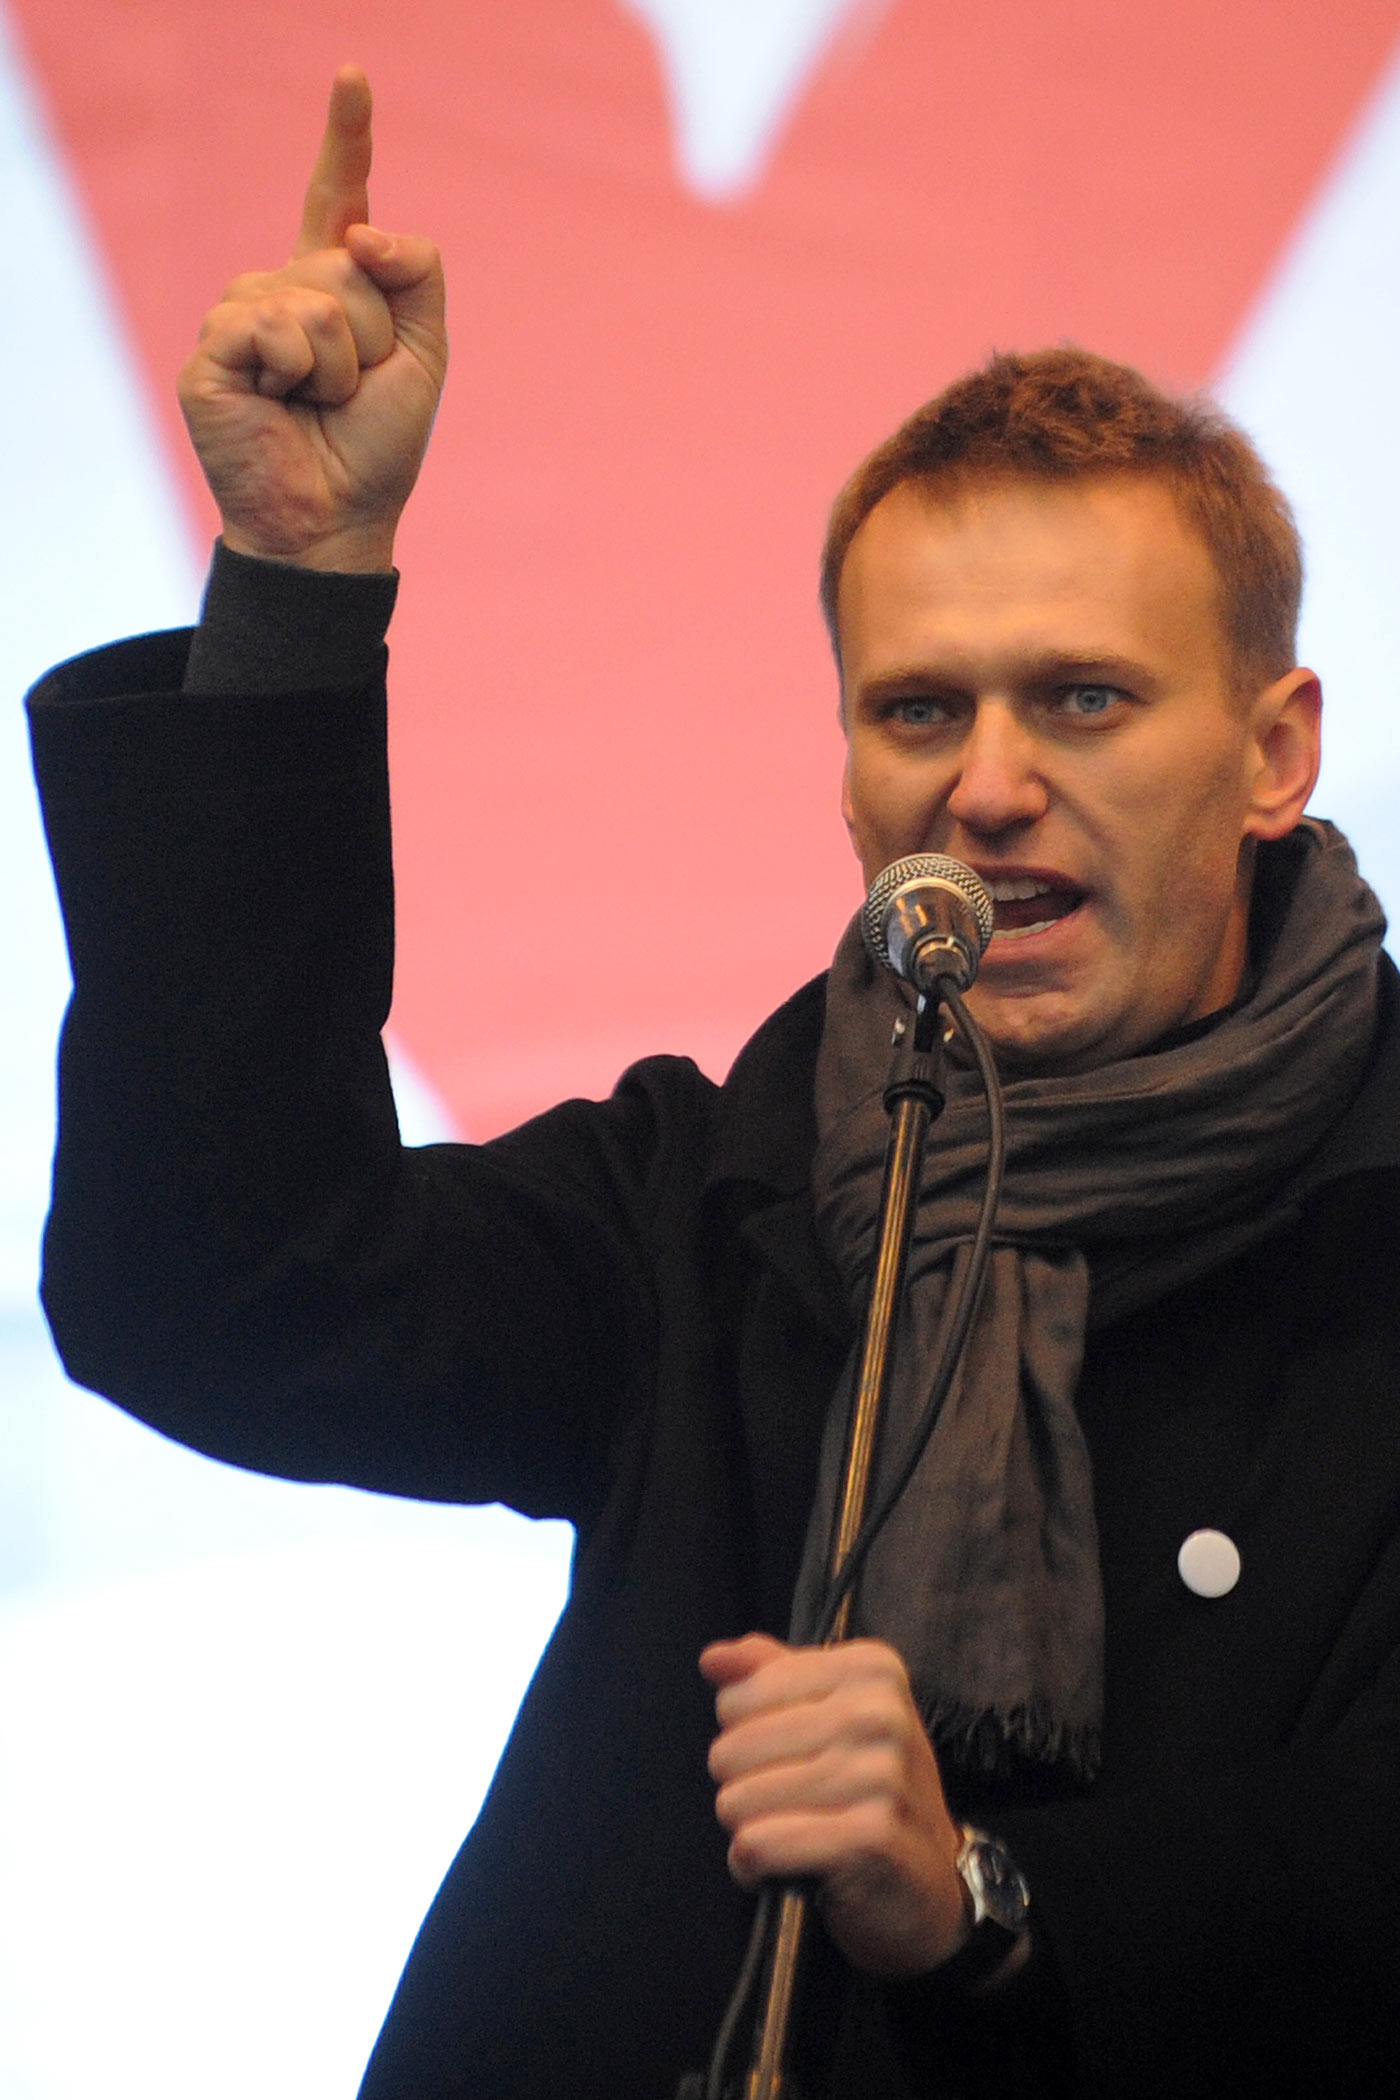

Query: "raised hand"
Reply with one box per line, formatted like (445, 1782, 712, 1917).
(701, 1633, 969, 1979)
(177, 66, 447, 571)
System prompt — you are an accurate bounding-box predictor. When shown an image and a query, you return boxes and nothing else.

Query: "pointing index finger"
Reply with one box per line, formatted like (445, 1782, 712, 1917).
(296, 65, 372, 256)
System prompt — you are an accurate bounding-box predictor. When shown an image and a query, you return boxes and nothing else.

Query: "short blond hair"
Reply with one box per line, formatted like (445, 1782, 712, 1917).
(821, 348, 1302, 688)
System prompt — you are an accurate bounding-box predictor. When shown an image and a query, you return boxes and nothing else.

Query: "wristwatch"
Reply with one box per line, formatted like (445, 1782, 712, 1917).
(940, 1824, 1032, 1988)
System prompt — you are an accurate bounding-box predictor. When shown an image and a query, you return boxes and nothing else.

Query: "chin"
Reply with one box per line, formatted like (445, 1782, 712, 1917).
(972, 1004, 1113, 1080)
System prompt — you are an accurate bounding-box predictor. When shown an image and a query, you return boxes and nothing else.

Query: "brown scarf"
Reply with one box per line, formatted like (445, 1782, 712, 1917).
(796, 822, 1384, 1778)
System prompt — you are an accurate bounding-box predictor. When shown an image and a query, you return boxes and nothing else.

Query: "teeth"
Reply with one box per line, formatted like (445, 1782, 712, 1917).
(990, 919, 1058, 941)
(986, 877, 1054, 901)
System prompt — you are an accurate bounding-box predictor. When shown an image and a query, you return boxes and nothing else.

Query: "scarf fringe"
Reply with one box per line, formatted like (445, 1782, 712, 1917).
(920, 1692, 1102, 1784)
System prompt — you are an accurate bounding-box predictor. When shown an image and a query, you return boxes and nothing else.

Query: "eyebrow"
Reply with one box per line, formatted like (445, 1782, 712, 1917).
(853, 651, 1157, 701)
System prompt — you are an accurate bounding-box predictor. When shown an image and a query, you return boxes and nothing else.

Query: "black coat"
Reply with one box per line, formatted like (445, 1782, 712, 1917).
(27, 630, 1400, 2097)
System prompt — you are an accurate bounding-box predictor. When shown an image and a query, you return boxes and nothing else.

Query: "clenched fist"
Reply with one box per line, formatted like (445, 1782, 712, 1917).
(701, 1633, 973, 1980)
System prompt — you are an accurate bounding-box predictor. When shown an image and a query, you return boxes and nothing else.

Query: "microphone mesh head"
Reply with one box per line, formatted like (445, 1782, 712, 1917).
(861, 854, 995, 969)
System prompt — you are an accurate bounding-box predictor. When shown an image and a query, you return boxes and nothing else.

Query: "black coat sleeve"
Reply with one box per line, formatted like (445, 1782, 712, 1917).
(27, 631, 679, 1524)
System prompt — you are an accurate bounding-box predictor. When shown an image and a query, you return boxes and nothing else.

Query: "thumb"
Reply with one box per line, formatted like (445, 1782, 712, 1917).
(345, 225, 447, 342)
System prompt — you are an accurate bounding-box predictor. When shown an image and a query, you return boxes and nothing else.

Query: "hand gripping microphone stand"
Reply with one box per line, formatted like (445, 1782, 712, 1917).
(682, 856, 1005, 2100)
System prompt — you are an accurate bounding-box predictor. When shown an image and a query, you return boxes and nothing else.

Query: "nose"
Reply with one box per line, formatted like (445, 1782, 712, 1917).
(944, 700, 1048, 837)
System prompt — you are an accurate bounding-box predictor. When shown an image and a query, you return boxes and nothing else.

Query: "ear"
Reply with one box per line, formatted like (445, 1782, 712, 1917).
(840, 749, 863, 863)
(1243, 667, 1322, 841)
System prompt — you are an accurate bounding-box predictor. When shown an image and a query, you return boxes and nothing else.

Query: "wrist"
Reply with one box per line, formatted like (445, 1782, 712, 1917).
(936, 1825, 1032, 1992)
(221, 521, 398, 575)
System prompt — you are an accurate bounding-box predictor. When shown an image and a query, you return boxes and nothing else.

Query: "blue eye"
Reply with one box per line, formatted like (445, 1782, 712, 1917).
(892, 696, 943, 725)
(1059, 685, 1118, 717)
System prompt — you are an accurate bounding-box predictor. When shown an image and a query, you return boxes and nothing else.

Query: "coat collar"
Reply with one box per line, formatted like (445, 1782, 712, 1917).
(706, 971, 828, 1197)
(703, 973, 850, 1341)
(1298, 949, 1400, 1190)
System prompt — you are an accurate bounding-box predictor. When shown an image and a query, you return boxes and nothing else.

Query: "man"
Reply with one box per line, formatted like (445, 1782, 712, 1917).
(26, 67, 1400, 2098)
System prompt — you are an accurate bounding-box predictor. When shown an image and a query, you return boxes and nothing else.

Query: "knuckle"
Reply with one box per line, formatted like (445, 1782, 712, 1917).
(175, 358, 207, 408)
(852, 1637, 909, 1682)
(197, 298, 251, 341)
(866, 1744, 905, 1798)
(245, 294, 298, 336)
(727, 1830, 765, 1885)
(309, 246, 361, 295)
(829, 1683, 885, 1743)
(822, 1739, 895, 1806)
(221, 270, 268, 302)
(714, 1682, 751, 1726)
(846, 1796, 897, 1856)
(302, 292, 347, 338)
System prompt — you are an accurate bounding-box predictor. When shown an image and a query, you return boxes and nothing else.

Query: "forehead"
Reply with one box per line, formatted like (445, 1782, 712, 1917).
(836, 473, 1232, 690)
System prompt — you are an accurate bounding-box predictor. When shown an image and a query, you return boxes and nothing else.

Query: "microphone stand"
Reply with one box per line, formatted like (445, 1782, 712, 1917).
(741, 983, 951, 2100)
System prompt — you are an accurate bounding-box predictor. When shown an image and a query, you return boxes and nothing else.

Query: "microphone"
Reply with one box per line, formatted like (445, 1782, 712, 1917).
(862, 854, 994, 993)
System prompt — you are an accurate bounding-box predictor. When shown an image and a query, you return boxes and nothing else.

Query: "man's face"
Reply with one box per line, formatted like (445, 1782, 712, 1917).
(837, 473, 1319, 1075)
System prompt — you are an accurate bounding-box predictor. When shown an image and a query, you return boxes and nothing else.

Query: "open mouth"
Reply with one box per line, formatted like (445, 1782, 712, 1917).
(985, 875, 1084, 940)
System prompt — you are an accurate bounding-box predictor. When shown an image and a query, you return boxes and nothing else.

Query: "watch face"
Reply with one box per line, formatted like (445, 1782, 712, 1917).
(965, 1835, 1031, 1934)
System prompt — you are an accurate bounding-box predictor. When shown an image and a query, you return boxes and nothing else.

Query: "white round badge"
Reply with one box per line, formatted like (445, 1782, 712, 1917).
(1177, 1528, 1241, 1599)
